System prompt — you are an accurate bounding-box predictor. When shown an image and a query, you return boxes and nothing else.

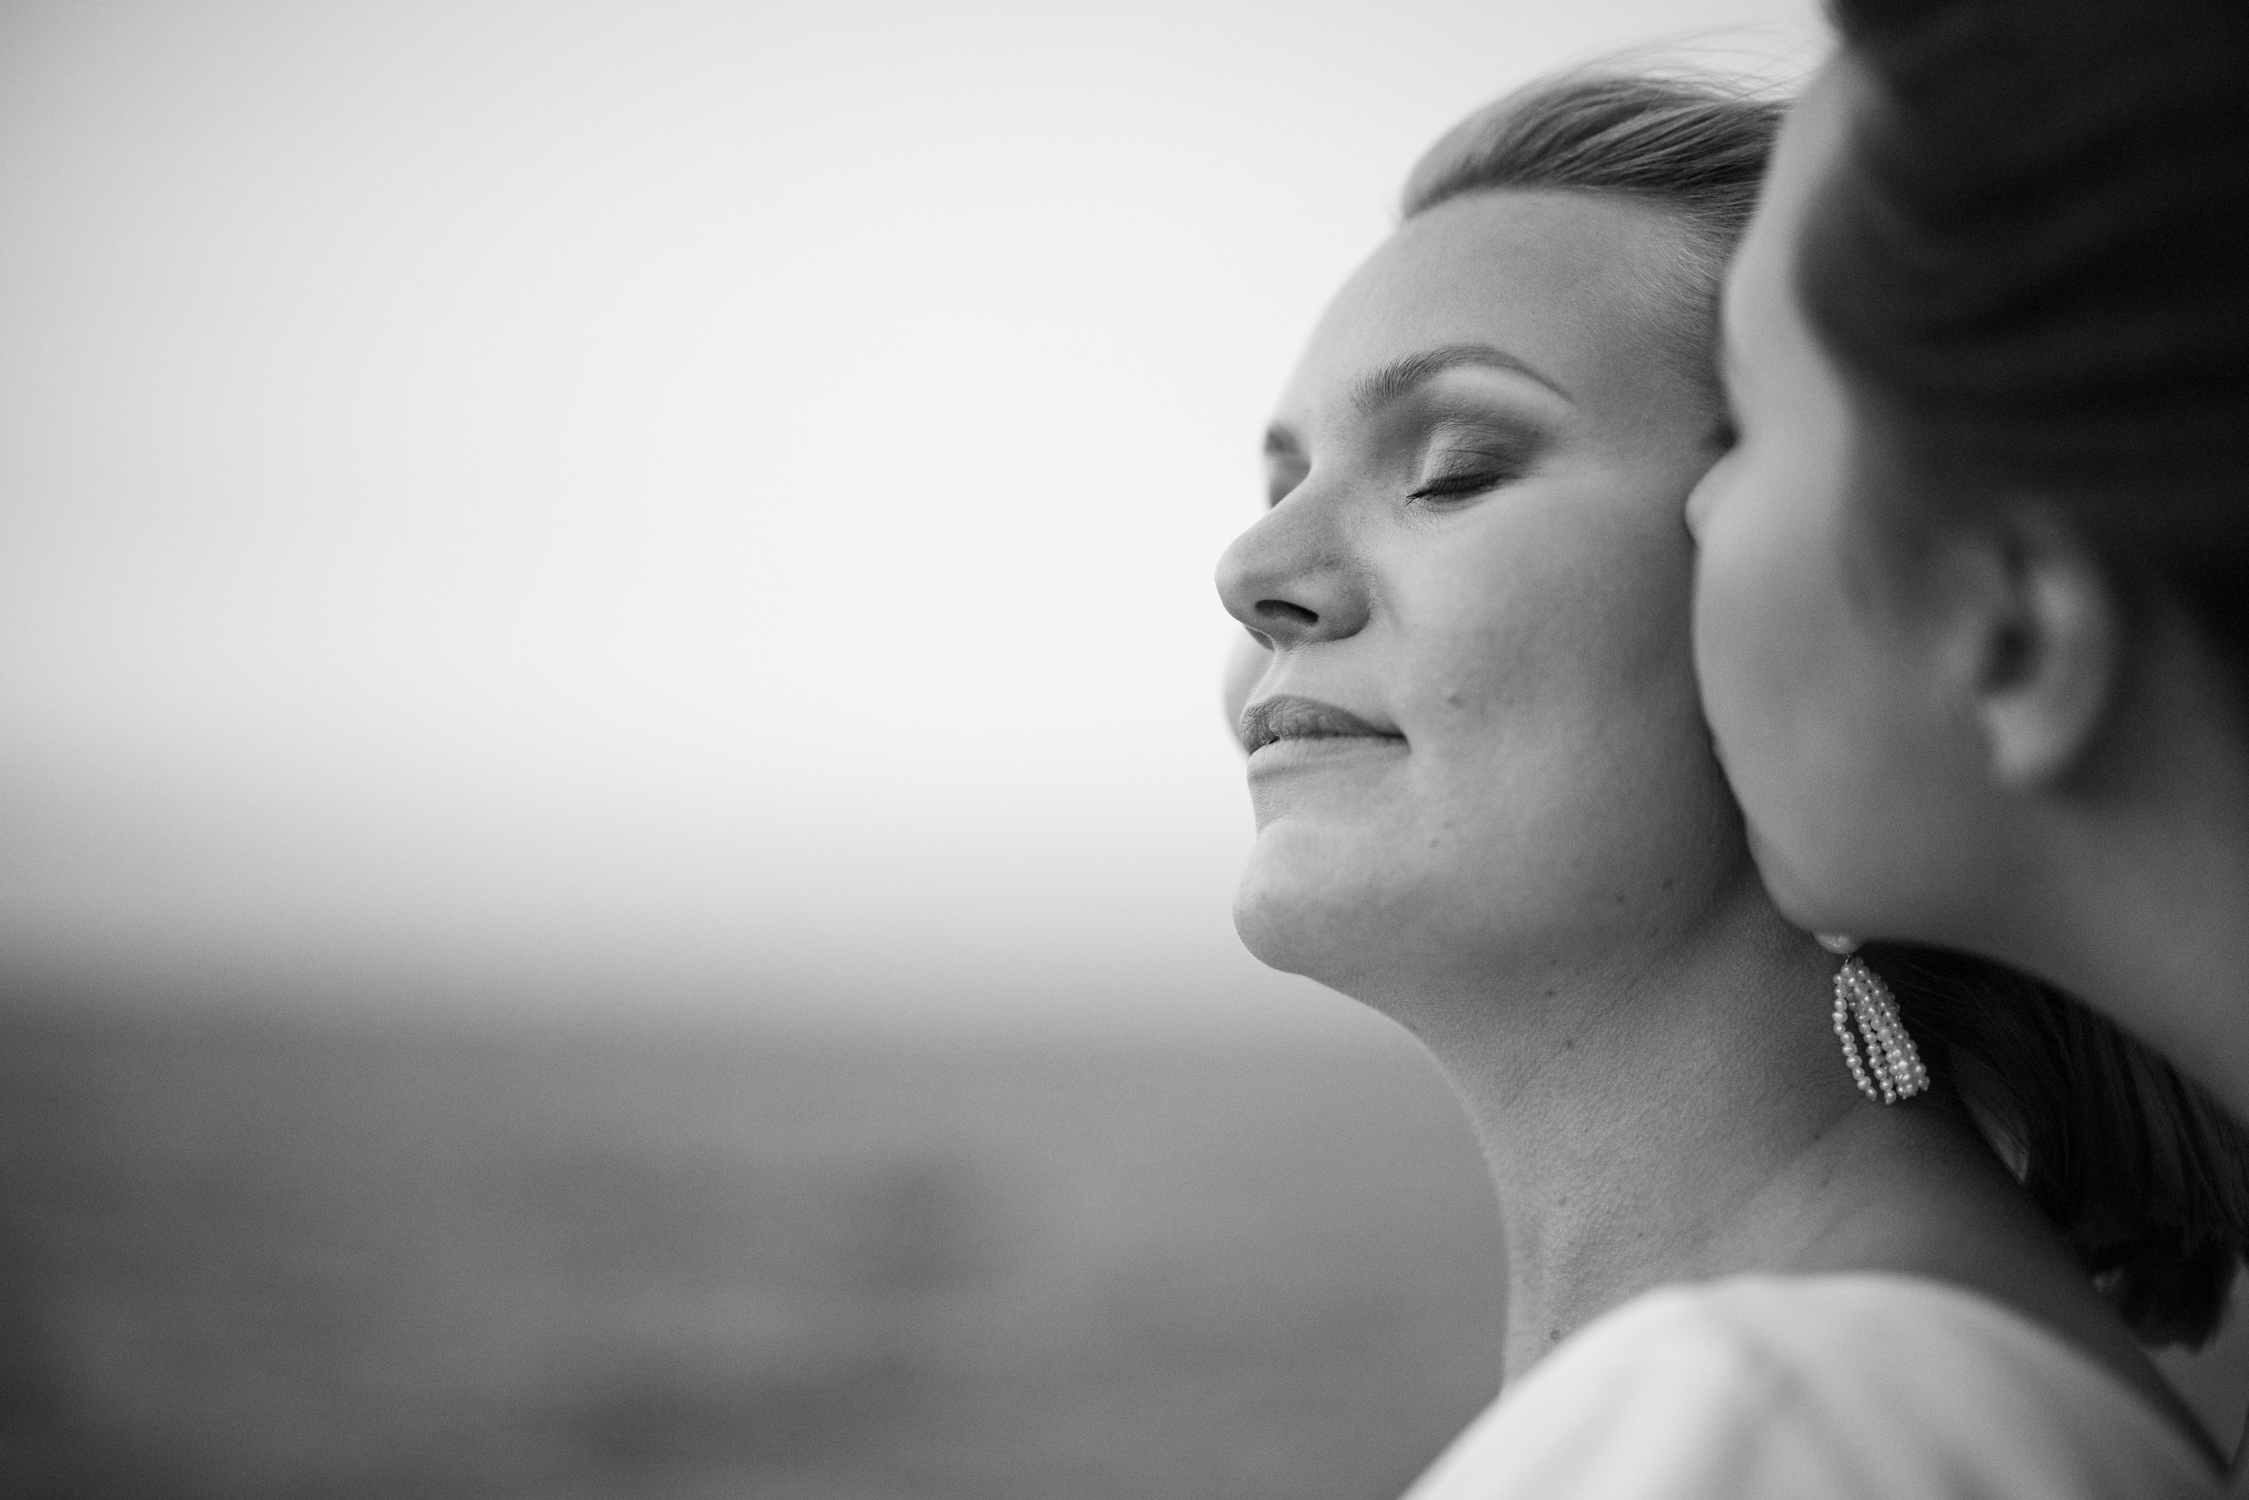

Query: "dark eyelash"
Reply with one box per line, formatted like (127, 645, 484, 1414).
(1407, 470, 1508, 500)
(1408, 451, 1529, 501)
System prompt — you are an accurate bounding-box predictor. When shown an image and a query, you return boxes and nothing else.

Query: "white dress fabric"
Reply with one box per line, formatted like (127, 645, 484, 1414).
(1402, 1274, 2220, 1500)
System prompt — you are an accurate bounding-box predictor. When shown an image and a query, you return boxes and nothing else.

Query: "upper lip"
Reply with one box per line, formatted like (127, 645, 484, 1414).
(1239, 694, 1403, 754)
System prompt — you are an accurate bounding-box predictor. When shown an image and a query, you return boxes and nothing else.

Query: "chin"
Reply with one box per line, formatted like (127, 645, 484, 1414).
(1230, 833, 1395, 998)
(1231, 862, 1326, 978)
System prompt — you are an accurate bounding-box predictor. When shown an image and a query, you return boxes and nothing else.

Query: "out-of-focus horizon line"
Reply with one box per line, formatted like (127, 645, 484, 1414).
(0, 943, 1377, 1040)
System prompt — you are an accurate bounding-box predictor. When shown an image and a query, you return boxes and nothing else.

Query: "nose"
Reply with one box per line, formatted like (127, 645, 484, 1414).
(1214, 492, 1371, 650)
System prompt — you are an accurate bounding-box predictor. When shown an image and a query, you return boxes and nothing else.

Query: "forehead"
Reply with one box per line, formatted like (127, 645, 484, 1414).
(1279, 188, 1702, 421)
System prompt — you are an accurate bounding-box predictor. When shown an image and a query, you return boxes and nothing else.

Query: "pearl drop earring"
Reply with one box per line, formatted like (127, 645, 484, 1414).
(1818, 935, 1929, 1105)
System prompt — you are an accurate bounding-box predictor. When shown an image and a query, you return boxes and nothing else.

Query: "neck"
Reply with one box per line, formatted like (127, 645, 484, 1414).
(2013, 821, 2249, 1115)
(1381, 888, 1868, 1378)
(1378, 886, 2158, 1404)
(1983, 620, 2249, 1116)
(1343, 883, 2218, 1460)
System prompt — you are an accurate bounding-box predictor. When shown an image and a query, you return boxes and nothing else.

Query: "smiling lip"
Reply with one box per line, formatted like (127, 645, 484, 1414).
(1239, 694, 1404, 755)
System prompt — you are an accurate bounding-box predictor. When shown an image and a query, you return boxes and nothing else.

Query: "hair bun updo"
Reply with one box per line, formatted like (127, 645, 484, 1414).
(1806, 0, 2249, 703)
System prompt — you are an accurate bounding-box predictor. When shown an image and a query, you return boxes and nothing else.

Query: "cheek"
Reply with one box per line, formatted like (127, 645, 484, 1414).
(1413, 514, 1733, 877)
(1690, 464, 1889, 919)
(1694, 475, 1835, 744)
(1443, 511, 1694, 732)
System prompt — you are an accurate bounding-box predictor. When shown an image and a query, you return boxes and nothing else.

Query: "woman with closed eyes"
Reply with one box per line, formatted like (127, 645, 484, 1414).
(1218, 72, 2248, 1498)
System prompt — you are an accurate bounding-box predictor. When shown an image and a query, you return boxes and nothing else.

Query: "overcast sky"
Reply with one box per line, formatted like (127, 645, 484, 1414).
(0, 0, 1823, 1031)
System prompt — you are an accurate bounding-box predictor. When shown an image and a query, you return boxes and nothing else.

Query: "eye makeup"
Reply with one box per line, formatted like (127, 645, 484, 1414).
(1404, 411, 1548, 505)
(1256, 381, 1558, 514)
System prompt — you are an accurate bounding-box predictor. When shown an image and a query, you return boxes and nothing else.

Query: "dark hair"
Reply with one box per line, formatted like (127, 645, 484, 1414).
(1802, 0, 2249, 694)
(1872, 944, 2249, 1346)
(1416, 71, 2249, 1346)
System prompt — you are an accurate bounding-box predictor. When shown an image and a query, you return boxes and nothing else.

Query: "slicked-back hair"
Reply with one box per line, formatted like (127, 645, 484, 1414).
(1404, 72, 1781, 234)
(1408, 70, 2249, 1347)
(1402, 75, 1784, 403)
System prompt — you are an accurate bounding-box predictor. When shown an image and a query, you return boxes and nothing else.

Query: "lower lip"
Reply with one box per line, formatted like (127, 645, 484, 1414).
(1246, 734, 1407, 774)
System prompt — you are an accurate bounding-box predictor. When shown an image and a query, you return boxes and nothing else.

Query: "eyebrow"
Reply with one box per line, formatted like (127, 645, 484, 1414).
(1350, 342, 1574, 415)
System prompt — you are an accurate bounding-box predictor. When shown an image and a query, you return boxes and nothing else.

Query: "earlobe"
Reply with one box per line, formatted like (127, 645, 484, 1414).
(1971, 506, 2124, 791)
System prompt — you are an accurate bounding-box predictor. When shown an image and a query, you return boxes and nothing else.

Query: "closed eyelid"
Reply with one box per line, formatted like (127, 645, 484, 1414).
(1258, 398, 1550, 509)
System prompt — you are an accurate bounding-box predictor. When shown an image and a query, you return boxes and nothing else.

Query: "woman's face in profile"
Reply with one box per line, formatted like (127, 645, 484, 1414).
(1217, 188, 1747, 997)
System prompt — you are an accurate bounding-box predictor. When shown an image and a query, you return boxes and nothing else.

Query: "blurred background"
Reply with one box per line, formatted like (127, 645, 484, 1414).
(3, 2, 2241, 1496)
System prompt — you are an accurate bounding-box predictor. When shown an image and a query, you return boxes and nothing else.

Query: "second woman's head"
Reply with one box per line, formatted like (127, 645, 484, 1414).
(1686, 0, 2249, 1071)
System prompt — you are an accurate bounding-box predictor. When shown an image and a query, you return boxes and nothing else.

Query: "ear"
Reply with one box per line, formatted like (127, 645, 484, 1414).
(1957, 504, 2125, 790)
